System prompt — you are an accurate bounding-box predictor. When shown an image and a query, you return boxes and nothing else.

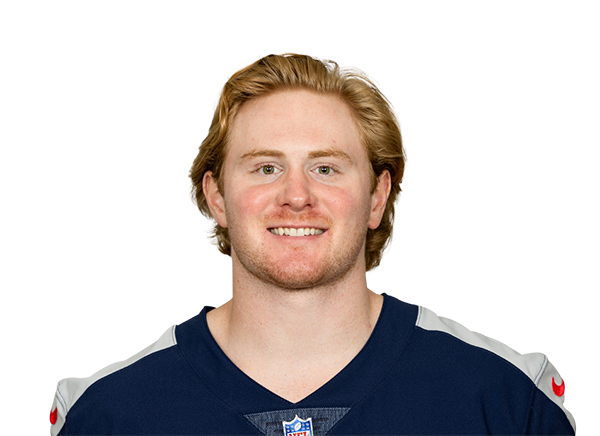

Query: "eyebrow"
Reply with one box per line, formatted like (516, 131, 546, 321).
(238, 149, 285, 161)
(308, 147, 352, 162)
(238, 147, 353, 163)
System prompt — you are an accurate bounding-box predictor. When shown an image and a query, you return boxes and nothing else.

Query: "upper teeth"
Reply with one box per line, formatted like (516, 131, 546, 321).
(269, 227, 324, 236)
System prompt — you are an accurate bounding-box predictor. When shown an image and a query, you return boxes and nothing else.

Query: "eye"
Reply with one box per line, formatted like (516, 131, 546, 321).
(315, 165, 333, 175)
(258, 165, 280, 175)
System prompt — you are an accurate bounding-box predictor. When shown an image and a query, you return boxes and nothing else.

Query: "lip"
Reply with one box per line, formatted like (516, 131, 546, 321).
(265, 226, 327, 237)
(266, 224, 329, 230)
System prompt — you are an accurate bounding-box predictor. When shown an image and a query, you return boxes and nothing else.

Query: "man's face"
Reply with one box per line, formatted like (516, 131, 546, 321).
(205, 90, 389, 290)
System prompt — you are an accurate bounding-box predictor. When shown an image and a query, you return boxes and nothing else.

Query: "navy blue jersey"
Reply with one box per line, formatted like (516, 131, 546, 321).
(50, 295, 575, 435)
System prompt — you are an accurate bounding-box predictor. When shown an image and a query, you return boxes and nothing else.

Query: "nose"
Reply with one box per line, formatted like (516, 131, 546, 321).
(277, 170, 316, 211)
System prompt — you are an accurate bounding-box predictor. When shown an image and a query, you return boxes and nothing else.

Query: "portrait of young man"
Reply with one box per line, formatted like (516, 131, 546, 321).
(48, 54, 575, 435)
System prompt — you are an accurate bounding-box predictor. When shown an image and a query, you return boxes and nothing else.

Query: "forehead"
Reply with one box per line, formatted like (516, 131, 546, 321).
(228, 90, 364, 158)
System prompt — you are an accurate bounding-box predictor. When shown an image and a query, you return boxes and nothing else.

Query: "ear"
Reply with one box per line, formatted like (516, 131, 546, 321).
(203, 171, 228, 228)
(368, 170, 391, 230)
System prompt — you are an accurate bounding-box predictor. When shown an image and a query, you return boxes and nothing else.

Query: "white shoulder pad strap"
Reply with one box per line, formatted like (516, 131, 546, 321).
(535, 358, 575, 431)
(416, 306, 575, 431)
(49, 325, 177, 436)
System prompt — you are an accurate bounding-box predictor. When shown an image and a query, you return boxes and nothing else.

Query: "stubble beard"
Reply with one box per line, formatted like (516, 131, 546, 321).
(227, 213, 370, 291)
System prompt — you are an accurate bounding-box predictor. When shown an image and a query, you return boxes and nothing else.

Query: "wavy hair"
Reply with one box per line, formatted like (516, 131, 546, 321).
(190, 54, 405, 271)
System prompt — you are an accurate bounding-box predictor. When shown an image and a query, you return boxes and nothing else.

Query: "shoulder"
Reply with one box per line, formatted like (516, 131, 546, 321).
(414, 305, 575, 433)
(416, 306, 546, 382)
(49, 326, 177, 435)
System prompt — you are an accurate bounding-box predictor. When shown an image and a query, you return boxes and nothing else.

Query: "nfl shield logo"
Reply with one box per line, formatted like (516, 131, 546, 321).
(282, 415, 314, 436)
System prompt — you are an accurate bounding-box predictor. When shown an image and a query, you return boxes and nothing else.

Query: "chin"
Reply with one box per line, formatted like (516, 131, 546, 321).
(244, 254, 358, 291)
(231, 228, 368, 291)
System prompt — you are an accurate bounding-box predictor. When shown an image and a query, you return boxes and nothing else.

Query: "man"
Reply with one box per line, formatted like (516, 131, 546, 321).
(49, 54, 575, 435)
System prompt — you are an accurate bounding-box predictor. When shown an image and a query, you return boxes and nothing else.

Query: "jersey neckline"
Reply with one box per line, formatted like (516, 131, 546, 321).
(174, 294, 419, 414)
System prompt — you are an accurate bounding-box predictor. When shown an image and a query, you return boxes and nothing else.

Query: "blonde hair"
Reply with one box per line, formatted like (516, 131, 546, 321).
(190, 54, 405, 270)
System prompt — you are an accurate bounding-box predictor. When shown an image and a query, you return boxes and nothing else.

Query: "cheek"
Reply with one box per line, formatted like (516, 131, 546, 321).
(321, 185, 371, 221)
(226, 182, 274, 221)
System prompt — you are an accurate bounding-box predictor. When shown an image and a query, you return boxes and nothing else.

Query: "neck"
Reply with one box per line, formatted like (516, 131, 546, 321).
(206, 253, 383, 402)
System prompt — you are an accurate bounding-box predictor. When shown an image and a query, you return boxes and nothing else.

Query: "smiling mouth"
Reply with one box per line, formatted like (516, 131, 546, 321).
(268, 227, 325, 237)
